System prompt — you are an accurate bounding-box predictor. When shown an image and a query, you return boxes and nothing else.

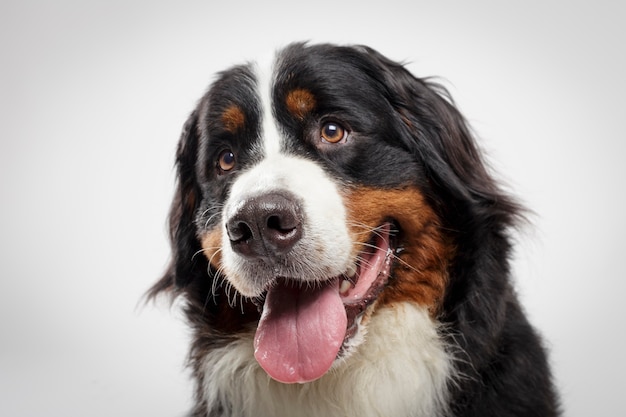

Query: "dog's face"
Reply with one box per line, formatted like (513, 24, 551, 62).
(157, 43, 496, 384)
(190, 45, 452, 383)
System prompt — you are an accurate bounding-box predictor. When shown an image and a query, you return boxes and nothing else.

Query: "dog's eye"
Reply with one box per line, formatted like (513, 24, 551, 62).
(218, 150, 236, 173)
(320, 122, 347, 144)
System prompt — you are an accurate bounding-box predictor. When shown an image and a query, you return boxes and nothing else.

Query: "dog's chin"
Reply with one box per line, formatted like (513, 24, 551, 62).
(227, 222, 397, 384)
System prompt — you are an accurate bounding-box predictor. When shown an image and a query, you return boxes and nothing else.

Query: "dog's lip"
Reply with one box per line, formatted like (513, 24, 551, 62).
(251, 222, 396, 342)
(339, 222, 395, 344)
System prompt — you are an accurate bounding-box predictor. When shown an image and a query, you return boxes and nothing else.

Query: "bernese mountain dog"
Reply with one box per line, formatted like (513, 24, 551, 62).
(149, 42, 560, 417)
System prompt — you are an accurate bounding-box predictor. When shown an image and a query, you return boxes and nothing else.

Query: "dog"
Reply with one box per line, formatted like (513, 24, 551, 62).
(149, 42, 560, 417)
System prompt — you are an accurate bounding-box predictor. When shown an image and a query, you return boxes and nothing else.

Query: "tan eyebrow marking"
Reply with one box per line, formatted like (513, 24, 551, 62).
(285, 88, 317, 120)
(221, 104, 245, 133)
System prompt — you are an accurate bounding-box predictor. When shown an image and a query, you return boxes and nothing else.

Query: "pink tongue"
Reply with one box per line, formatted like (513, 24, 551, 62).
(254, 280, 347, 384)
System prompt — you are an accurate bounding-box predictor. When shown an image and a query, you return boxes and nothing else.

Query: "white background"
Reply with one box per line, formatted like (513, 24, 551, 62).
(1, 1, 624, 416)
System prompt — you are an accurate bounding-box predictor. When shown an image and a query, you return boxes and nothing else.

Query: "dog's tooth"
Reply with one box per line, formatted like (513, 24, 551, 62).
(340, 279, 351, 294)
(346, 264, 357, 278)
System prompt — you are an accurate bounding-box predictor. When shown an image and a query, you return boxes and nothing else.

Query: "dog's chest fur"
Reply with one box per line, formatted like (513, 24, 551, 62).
(199, 304, 453, 417)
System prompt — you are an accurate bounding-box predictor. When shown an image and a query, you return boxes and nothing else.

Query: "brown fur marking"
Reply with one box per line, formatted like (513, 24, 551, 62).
(221, 105, 245, 133)
(344, 186, 452, 315)
(201, 228, 223, 269)
(285, 89, 316, 120)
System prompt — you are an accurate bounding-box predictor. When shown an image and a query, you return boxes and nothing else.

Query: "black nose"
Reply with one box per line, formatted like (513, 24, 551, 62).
(226, 192, 303, 260)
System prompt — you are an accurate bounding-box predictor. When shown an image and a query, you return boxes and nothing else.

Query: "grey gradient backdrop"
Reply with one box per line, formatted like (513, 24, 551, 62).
(1, 1, 624, 416)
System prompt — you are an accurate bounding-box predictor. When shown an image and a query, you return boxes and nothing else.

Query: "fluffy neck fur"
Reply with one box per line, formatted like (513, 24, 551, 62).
(198, 303, 455, 417)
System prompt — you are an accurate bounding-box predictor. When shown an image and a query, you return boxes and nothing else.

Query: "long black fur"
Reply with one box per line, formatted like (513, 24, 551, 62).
(149, 42, 560, 416)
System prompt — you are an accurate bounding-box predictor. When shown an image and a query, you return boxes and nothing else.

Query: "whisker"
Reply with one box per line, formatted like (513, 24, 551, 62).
(204, 212, 223, 229)
(389, 253, 423, 275)
(199, 203, 225, 229)
(227, 282, 239, 308)
(346, 221, 379, 237)
(191, 246, 223, 263)
(354, 239, 427, 277)
(201, 262, 229, 312)
(210, 265, 226, 299)
(199, 203, 225, 218)
(353, 254, 375, 272)
(200, 203, 217, 214)
(239, 294, 247, 314)
(207, 247, 223, 267)
(191, 247, 208, 262)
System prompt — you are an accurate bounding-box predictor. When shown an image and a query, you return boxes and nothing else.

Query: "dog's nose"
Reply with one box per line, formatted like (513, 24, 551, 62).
(226, 192, 303, 260)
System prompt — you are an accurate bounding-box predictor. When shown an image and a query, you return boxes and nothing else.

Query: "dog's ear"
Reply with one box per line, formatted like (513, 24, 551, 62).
(147, 110, 206, 299)
(357, 45, 520, 229)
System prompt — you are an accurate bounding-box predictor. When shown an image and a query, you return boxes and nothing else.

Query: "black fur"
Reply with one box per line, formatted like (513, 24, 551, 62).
(149, 42, 560, 416)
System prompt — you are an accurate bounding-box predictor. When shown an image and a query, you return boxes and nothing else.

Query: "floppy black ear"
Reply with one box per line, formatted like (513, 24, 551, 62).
(148, 110, 206, 298)
(357, 45, 520, 232)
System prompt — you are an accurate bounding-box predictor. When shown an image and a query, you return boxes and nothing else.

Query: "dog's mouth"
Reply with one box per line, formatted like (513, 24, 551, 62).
(252, 222, 396, 384)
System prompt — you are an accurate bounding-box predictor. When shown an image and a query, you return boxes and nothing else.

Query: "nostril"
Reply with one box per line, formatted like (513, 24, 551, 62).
(262, 205, 302, 256)
(266, 214, 297, 234)
(228, 220, 253, 243)
(266, 215, 282, 232)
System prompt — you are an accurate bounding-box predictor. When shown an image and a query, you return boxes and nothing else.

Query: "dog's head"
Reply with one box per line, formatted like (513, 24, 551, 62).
(150, 43, 519, 385)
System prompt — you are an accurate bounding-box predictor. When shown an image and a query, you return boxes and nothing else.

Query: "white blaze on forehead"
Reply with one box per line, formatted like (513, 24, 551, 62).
(254, 59, 282, 158)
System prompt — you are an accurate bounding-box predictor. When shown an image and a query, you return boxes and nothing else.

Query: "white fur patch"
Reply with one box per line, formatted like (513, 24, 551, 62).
(255, 60, 281, 158)
(219, 63, 353, 297)
(200, 303, 454, 417)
